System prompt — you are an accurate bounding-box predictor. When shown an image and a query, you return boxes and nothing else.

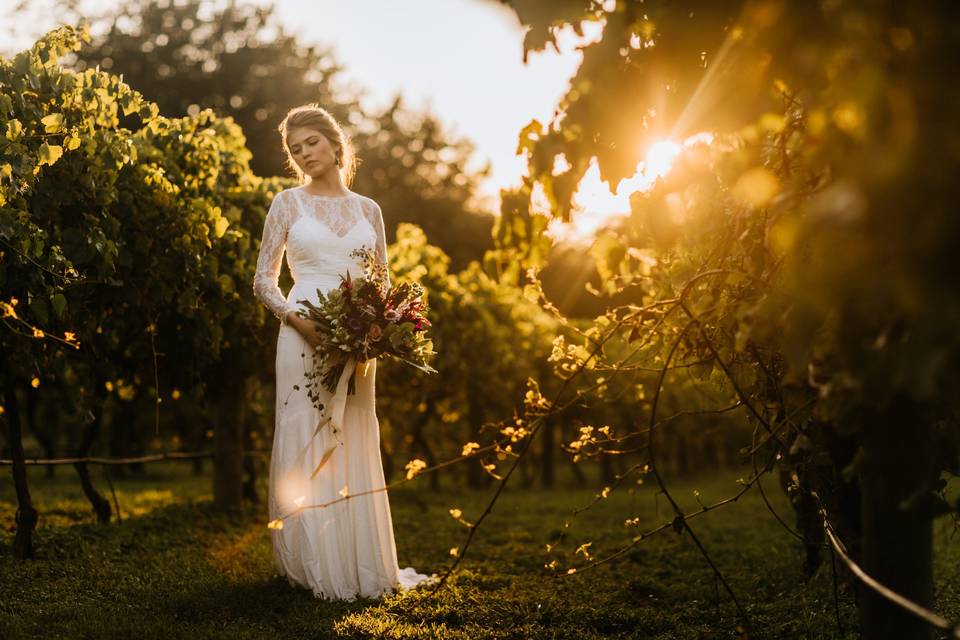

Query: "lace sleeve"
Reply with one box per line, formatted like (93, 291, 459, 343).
(253, 190, 299, 325)
(363, 198, 391, 289)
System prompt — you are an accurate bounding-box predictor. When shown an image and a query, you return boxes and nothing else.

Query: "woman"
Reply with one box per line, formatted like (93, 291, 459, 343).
(253, 104, 437, 601)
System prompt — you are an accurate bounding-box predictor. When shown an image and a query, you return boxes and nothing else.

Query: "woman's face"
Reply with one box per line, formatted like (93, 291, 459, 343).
(286, 127, 338, 179)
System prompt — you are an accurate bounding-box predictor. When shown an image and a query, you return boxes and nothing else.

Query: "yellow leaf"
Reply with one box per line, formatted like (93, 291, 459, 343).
(31, 377, 40, 388)
(267, 519, 284, 530)
(120, 93, 138, 117)
(1, 300, 17, 319)
(481, 462, 503, 480)
(41, 113, 64, 133)
(449, 508, 462, 519)
(38, 142, 64, 167)
(405, 458, 427, 480)
(213, 216, 229, 238)
(449, 547, 459, 557)
(117, 383, 135, 401)
(5, 119, 22, 141)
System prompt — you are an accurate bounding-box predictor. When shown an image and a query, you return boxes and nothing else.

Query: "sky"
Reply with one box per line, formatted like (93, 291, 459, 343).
(267, 1, 588, 205)
(0, 1, 595, 206)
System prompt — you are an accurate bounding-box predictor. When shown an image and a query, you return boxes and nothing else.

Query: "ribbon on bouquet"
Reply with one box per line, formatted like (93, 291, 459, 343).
(305, 357, 372, 480)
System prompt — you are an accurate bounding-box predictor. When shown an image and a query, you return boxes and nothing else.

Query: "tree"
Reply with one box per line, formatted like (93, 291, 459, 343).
(64, 0, 495, 269)
(495, 1, 960, 637)
(0, 26, 286, 551)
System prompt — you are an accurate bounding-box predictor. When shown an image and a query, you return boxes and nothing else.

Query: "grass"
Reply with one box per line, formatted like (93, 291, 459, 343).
(1, 460, 958, 639)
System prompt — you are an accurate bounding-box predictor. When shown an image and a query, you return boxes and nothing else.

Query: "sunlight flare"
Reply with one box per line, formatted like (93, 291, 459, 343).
(644, 140, 683, 179)
(547, 133, 714, 244)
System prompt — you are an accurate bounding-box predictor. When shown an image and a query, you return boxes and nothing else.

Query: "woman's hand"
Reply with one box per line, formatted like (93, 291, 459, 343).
(287, 312, 322, 350)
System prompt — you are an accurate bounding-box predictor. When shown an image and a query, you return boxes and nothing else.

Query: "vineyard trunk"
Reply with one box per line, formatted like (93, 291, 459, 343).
(214, 375, 246, 509)
(858, 396, 936, 640)
(4, 382, 38, 559)
(74, 410, 112, 524)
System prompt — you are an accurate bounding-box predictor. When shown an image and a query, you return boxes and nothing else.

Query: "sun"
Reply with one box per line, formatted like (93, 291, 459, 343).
(547, 134, 710, 244)
(643, 140, 683, 180)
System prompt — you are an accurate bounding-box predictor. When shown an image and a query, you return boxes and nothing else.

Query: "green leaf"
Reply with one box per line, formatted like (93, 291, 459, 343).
(30, 298, 49, 326)
(38, 142, 63, 167)
(217, 274, 235, 294)
(11, 51, 30, 76)
(51, 293, 67, 319)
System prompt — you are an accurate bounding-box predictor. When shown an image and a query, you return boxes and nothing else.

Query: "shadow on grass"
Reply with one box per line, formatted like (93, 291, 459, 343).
(1, 499, 401, 639)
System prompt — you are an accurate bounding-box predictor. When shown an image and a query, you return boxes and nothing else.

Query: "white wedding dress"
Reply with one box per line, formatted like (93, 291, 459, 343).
(253, 184, 437, 601)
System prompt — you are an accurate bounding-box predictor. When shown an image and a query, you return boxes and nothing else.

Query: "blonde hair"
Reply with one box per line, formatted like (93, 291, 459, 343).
(277, 104, 357, 186)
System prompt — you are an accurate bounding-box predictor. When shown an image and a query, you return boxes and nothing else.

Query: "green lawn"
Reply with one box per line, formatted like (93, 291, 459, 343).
(1, 461, 957, 639)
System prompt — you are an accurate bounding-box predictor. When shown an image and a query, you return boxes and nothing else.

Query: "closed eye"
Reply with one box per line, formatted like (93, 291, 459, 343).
(291, 137, 320, 155)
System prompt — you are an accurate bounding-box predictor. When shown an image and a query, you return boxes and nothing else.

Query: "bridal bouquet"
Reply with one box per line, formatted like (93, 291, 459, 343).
(295, 246, 437, 406)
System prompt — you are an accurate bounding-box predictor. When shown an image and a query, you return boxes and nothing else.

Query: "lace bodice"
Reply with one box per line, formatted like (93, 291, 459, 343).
(253, 186, 390, 324)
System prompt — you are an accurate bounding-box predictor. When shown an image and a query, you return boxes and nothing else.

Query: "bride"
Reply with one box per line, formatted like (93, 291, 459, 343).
(252, 103, 437, 601)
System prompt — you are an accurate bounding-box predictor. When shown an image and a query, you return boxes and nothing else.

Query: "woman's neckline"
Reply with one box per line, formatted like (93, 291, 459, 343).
(296, 185, 355, 199)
